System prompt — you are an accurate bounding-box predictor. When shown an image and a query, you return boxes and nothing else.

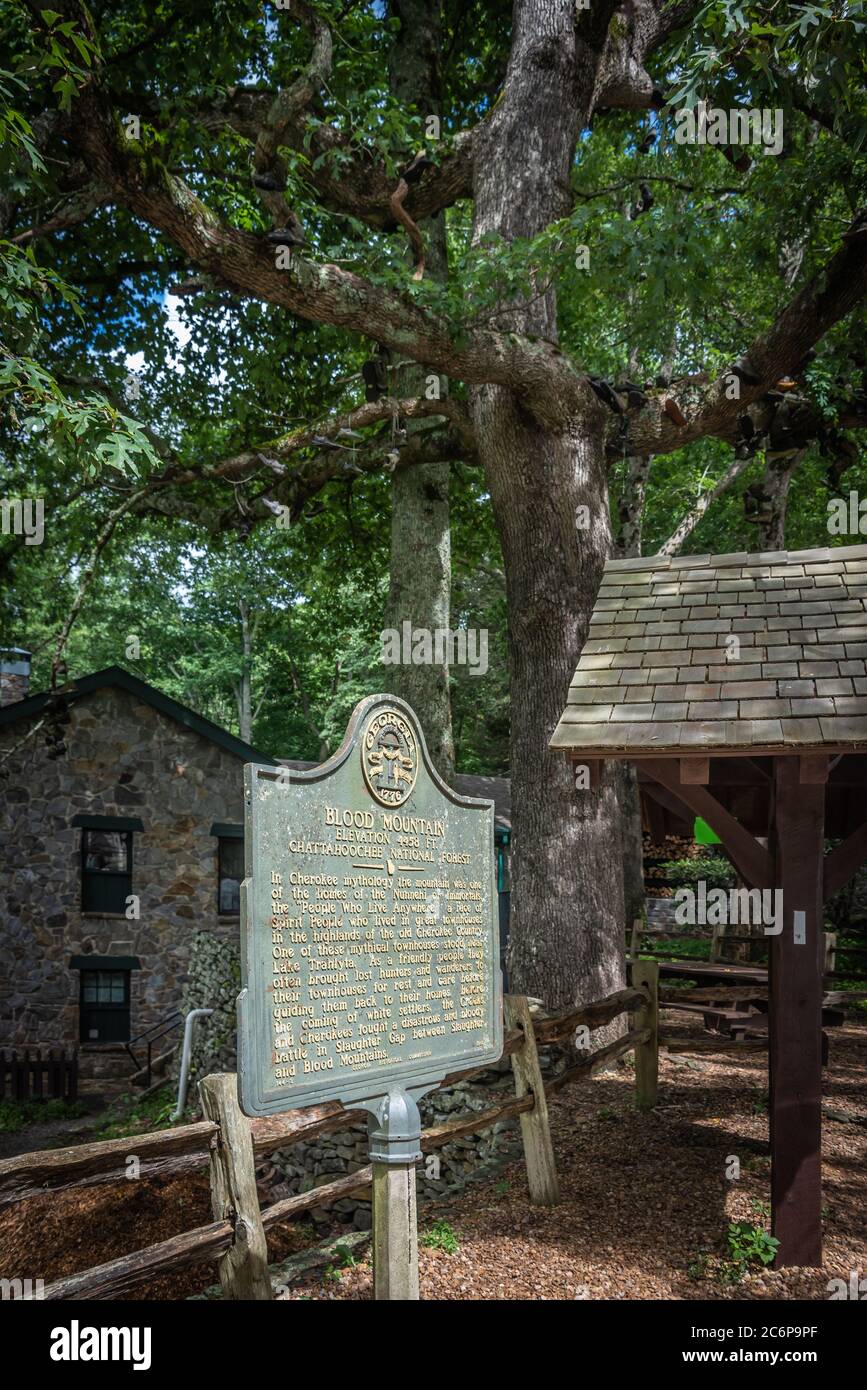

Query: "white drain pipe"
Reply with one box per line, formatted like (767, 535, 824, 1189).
(172, 1008, 214, 1122)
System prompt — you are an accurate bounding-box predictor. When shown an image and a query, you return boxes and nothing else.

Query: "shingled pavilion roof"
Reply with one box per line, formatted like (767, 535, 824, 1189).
(550, 544, 867, 755)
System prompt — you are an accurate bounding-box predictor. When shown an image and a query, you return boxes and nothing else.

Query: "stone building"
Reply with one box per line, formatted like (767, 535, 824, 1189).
(0, 658, 277, 1076)
(0, 655, 512, 1077)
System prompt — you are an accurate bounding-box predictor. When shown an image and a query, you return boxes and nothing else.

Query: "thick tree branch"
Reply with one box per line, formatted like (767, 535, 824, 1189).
(11, 184, 111, 245)
(609, 210, 867, 458)
(186, 86, 475, 231)
(251, 0, 332, 236)
(593, 0, 698, 111)
(58, 62, 591, 426)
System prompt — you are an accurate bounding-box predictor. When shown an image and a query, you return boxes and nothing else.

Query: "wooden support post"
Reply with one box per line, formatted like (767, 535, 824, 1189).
(199, 1074, 272, 1300)
(823, 931, 837, 976)
(799, 754, 829, 784)
(680, 757, 709, 785)
(630, 959, 659, 1109)
(372, 1162, 419, 1300)
(504, 994, 559, 1204)
(770, 759, 825, 1268)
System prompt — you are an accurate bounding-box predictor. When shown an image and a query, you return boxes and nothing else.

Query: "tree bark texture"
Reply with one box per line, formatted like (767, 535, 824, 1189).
(470, 0, 625, 1010)
(383, 0, 455, 784)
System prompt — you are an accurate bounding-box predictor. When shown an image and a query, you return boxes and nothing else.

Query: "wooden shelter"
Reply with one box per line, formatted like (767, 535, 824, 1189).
(551, 543, 867, 1267)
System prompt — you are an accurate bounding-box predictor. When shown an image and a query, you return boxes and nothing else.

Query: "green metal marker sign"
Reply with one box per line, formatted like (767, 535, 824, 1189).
(237, 694, 503, 1117)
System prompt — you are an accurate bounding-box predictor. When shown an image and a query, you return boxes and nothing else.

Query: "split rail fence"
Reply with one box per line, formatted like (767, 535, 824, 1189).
(0, 962, 778, 1301)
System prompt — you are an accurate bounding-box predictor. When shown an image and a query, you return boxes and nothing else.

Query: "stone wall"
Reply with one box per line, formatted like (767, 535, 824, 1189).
(263, 1069, 522, 1233)
(179, 932, 240, 1081)
(0, 686, 248, 1050)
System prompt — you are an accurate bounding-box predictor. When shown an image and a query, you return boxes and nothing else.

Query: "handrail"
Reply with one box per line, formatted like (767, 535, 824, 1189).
(124, 1010, 183, 1087)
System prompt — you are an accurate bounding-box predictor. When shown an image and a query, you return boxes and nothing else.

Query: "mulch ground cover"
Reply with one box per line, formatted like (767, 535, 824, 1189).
(1, 1013, 864, 1301)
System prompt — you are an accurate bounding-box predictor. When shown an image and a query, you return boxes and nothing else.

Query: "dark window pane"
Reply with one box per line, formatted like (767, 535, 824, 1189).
(79, 970, 130, 1042)
(83, 830, 130, 873)
(81, 831, 133, 913)
(81, 970, 127, 1004)
(218, 838, 244, 914)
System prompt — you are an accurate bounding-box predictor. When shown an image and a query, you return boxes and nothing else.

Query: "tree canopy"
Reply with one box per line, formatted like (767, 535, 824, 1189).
(2, 0, 866, 1001)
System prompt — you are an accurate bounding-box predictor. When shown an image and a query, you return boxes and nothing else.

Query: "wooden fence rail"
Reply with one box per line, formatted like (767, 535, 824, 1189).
(8, 959, 862, 1301)
(0, 978, 661, 1301)
(0, 986, 650, 1207)
(30, 964, 834, 1304)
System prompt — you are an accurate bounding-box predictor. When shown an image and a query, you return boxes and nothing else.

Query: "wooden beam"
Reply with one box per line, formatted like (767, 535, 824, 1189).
(799, 754, 829, 785)
(823, 812, 867, 900)
(0, 1121, 216, 1205)
(644, 789, 668, 844)
(505, 994, 559, 1204)
(199, 1074, 272, 1301)
(640, 759, 773, 890)
(630, 961, 659, 1109)
(679, 757, 709, 785)
(770, 758, 824, 1269)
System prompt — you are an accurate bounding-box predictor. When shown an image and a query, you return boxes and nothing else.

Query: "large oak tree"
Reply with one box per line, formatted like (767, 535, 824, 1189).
(2, 0, 866, 1010)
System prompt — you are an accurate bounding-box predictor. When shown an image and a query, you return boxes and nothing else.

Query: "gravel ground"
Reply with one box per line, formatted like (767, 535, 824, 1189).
(282, 1014, 867, 1301)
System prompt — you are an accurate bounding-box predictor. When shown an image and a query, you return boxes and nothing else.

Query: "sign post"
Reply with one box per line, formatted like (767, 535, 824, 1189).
(237, 694, 502, 1299)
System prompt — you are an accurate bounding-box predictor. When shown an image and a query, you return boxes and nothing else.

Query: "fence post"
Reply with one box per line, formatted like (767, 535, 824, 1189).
(631, 959, 659, 1109)
(199, 1073, 273, 1300)
(504, 994, 559, 1205)
(373, 1162, 419, 1300)
(629, 917, 643, 957)
(823, 930, 836, 976)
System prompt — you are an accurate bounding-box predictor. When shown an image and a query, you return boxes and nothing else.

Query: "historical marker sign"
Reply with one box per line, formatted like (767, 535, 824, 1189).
(237, 694, 502, 1117)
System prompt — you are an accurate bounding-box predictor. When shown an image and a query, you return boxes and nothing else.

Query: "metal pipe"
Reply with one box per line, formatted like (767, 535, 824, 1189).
(172, 1008, 214, 1122)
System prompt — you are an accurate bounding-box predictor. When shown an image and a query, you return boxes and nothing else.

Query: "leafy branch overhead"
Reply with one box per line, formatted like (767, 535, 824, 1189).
(2, 0, 866, 686)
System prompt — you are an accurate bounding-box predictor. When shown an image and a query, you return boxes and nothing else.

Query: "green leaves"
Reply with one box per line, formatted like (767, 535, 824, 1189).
(30, 9, 98, 112)
(0, 240, 160, 480)
(0, 70, 48, 175)
(0, 354, 160, 480)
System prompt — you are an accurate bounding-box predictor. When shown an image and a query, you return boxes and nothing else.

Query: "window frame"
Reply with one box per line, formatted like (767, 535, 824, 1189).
(80, 827, 133, 915)
(217, 834, 244, 917)
(78, 968, 131, 1043)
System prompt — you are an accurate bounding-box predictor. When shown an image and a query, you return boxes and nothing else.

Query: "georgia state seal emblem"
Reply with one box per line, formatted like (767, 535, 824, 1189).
(361, 707, 418, 806)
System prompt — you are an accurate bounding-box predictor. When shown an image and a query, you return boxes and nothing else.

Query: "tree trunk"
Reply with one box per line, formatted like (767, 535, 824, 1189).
(616, 454, 652, 558)
(469, 0, 625, 1011)
(383, 0, 455, 784)
(385, 457, 455, 779)
(746, 449, 806, 551)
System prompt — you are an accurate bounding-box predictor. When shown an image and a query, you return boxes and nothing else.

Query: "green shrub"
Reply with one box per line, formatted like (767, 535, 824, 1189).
(0, 1097, 88, 1133)
(722, 1220, 779, 1282)
(659, 857, 736, 889)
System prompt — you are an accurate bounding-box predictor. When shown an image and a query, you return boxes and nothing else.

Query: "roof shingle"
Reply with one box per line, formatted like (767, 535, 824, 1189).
(551, 546, 867, 754)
